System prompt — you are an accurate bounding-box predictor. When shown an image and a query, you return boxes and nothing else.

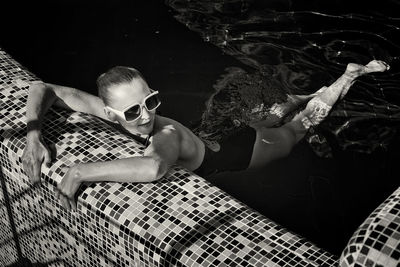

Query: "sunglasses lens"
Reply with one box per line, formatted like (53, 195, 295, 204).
(122, 93, 160, 122)
(124, 104, 141, 121)
(145, 94, 160, 110)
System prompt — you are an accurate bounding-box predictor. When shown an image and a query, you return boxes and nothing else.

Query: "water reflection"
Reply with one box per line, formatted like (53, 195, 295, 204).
(167, 0, 400, 156)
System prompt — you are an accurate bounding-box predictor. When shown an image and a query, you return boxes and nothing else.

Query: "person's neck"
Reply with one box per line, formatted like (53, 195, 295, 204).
(130, 131, 148, 139)
(135, 132, 150, 142)
(113, 124, 151, 146)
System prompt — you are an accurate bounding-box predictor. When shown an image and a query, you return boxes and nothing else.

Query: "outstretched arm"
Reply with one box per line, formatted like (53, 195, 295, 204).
(56, 124, 181, 210)
(22, 82, 109, 183)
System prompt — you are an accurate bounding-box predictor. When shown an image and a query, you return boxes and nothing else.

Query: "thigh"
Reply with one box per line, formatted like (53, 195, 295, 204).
(249, 93, 316, 129)
(248, 125, 296, 168)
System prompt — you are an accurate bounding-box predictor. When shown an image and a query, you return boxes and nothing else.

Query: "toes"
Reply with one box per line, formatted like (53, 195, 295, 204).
(381, 61, 390, 70)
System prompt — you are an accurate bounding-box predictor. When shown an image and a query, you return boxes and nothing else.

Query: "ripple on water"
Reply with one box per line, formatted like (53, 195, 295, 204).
(167, 0, 400, 156)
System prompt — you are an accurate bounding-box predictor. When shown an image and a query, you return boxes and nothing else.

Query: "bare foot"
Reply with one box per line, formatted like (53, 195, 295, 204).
(340, 60, 390, 99)
(365, 60, 390, 72)
(346, 60, 390, 78)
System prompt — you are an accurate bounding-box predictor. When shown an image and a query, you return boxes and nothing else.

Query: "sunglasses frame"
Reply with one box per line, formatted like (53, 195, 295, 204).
(106, 90, 161, 122)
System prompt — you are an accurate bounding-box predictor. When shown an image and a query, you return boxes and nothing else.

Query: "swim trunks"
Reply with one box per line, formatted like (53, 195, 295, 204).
(193, 125, 257, 177)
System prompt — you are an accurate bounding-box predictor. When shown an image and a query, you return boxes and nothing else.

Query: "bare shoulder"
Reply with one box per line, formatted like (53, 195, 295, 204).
(153, 115, 194, 137)
(152, 116, 183, 139)
(153, 115, 203, 151)
(144, 116, 181, 160)
(153, 116, 205, 170)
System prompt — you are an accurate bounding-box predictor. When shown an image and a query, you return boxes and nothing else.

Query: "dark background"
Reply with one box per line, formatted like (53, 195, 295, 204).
(1, 0, 399, 256)
(0, 0, 248, 126)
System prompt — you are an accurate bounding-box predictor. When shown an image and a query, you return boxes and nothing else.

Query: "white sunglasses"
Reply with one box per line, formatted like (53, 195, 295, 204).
(106, 90, 161, 122)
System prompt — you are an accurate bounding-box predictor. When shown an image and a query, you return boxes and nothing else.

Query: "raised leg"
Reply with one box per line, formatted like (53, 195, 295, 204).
(248, 60, 390, 168)
(290, 60, 390, 139)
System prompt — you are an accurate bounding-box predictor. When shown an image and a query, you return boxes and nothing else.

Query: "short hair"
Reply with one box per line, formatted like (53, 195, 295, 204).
(96, 66, 146, 105)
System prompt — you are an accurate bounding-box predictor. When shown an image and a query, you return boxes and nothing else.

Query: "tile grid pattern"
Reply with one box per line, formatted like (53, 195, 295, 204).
(0, 175, 18, 265)
(0, 47, 338, 266)
(340, 187, 400, 267)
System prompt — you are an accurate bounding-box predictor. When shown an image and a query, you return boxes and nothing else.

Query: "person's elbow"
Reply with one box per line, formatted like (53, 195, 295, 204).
(29, 81, 47, 93)
(28, 82, 58, 101)
(145, 158, 170, 182)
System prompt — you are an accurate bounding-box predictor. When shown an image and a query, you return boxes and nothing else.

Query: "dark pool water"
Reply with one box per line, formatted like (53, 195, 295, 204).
(166, 0, 400, 254)
(1, 0, 399, 255)
(167, 0, 400, 156)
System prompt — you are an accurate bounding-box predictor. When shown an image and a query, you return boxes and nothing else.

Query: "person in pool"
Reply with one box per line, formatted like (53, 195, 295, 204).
(22, 60, 389, 210)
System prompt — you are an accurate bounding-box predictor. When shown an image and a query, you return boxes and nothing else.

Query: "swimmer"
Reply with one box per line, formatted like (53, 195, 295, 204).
(22, 60, 389, 210)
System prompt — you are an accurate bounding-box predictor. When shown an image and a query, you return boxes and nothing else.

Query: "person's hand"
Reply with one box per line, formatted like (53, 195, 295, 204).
(22, 134, 52, 184)
(55, 164, 83, 211)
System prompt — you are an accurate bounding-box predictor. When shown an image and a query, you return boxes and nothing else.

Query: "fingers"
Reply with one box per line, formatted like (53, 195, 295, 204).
(57, 192, 78, 211)
(55, 187, 60, 199)
(70, 198, 77, 211)
(22, 149, 34, 181)
(31, 160, 41, 184)
(43, 149, 52, 168)
(49, 143, 57, 162)
(22, 157, 32, 180)
(22, 150, 44, 184)
(56, 188, 77, 211)
(22, 137, 55, 184)
(22, 160, 40, 184)
(56, 172, 79, 211)
(27, 148, 52, 183)
(56, 182, 65, 199)
(59, 195, 71, 211)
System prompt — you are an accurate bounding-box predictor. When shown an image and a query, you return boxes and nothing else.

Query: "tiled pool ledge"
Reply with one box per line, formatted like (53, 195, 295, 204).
(0, 47, 339, 266)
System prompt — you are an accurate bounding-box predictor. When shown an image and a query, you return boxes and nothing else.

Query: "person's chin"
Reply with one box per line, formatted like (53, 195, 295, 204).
(135, 120, 154, 135)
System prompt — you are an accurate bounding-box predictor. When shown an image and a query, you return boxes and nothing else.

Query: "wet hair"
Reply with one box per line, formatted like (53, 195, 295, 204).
(96, 66, 146, 105)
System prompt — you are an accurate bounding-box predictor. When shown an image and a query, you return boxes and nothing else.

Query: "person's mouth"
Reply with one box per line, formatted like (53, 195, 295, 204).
(139, 120, 151, 127)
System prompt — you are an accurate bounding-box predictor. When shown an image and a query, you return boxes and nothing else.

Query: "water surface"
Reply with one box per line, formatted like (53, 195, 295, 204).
(166, 0, 400, 254)
(167, 0, 400, 156)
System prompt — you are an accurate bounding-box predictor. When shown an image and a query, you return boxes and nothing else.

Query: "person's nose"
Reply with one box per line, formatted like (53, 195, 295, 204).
(141, 105, 151, 120)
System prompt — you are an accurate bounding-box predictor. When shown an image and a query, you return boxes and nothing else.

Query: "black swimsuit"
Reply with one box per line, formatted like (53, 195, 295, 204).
(193, 126, 257, 177)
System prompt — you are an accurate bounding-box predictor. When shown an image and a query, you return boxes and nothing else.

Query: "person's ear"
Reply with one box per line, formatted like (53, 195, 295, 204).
(104, 107, 117, 122)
